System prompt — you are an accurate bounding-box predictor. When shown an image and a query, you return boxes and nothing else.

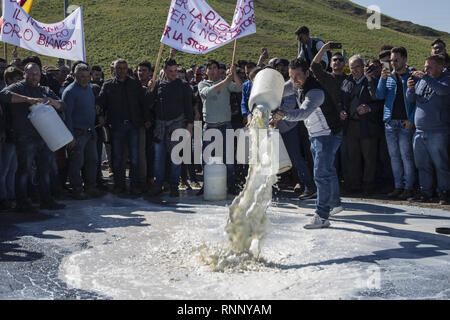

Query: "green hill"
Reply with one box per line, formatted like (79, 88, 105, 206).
(1, 0, 448, 73)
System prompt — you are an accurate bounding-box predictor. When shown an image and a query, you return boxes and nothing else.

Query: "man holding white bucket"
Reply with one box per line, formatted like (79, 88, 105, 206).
(0, 62, 66, 213)
(271, 58, 343, 229)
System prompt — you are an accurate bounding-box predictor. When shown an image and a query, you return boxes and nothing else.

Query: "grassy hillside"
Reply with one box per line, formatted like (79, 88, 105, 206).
(1, 0, 448, 73)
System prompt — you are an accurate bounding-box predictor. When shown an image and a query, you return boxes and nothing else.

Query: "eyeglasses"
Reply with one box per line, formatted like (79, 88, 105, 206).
(332, 58, 344, 62)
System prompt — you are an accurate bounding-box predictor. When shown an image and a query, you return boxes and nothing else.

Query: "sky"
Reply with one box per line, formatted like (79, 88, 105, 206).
(351, 0, 450, 33)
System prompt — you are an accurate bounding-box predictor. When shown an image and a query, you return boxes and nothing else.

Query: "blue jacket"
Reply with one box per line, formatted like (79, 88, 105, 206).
(376, 69, 416, 123)
(406, 71, 450, 133)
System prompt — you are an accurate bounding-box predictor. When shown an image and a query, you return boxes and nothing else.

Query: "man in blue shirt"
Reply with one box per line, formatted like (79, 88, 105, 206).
(63, 64, 103, 200)
(376, 47, 417, 200)
(406, 55, 450, 204)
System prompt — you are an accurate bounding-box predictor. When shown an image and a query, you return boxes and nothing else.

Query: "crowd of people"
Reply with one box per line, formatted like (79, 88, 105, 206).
(0, 26, 449, 229)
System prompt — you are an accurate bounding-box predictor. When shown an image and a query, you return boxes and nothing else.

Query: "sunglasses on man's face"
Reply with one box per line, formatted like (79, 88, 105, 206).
(332, 58, 344, 62)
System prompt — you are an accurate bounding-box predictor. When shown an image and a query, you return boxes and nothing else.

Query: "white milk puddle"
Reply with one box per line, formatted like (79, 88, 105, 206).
(199, 105, 280, 271)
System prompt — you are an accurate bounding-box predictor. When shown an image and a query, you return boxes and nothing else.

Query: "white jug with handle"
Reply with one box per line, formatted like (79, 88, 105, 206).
(28, 103, 73, 151)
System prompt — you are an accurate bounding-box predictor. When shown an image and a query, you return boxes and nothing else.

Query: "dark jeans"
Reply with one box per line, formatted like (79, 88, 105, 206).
(0, 142, 17, 200)
(310, 132, 343, 220)
(68, 128, 98, 189)
(345, 121, 378, 190)
(14, 135, 54, 203)
(385, 120, 416, 190)
(413, 131, 450, 196)
(281, 124, 315, 192)
(146, 127, 154, 180)
(111, 122, 140, 189)
(154, 139, 181, 186)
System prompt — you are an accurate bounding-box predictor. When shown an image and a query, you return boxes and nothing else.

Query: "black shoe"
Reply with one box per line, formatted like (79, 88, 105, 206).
(439, 190, 450, 205)
(293, 183, 304, 194)
(147, 184, 163, 197)
(129, 187, 142, 197)
(169, 185, 179, 198)
(15, 200, 39, 214)
(71, 188, 89, 200)
(388, 188, 404, 199)
(408, 192, 431, 203)
(85, 187, 106, 199)
(40, 199, 66, 210)
(112, 186, 127, 195)
(299, 189, 317, 200)
(398, 189, 414, 201)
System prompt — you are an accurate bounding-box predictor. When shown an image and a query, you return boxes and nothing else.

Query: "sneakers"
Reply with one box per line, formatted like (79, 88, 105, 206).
(304, 214, 331, 229)
(388, 188, 403, 198)
(398, 189, 414, 201)
(330, 206, 344, 216)
(190, 182, 201, 190)
(178, 181, 190, 191)
(298, 189, 317, 200)
(408, 192, 431, 203)
(439, 190, 449, 205)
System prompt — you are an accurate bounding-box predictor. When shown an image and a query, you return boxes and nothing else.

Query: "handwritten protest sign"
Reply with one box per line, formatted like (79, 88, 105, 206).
(0, 0, 86, 61)
(161, 0, 256, 54)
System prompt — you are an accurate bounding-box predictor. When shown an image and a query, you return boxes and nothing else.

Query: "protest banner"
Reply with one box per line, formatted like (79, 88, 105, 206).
(0, 0, 86, 61)
(161, 0, 256, 54)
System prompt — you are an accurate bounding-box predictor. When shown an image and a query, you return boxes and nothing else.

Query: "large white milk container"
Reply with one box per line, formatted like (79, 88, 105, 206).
(248, 68, 285, 111)
(270, 129, 292, 174)
(204, 157, 227, 201)
(28, 103, 73, 151)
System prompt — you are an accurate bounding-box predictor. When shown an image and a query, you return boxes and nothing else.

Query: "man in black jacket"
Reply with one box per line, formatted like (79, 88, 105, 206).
(97, 59, 151, 195)
(340, 55, 384, 194)
(0, 63, 66, 213)
(147, 58, 193, 198)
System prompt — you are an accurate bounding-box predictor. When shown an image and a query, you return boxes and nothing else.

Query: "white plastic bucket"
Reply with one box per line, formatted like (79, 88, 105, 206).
(203, 157, 227, 201)
(248, 68, 285, 112)
(28, 103, 73, 151)
(270, 130, 292, 174)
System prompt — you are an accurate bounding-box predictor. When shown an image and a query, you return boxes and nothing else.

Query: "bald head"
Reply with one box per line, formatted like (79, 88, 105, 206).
(24, 62, 41, 87)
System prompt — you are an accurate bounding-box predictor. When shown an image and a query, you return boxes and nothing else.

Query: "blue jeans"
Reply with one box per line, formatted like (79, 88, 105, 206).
(111, 122, 140, 189)
(202, 123, 235, 187)
(14, 135, 53, 203)
(281, 124, 315, 192)
(385, 120, 416, 190)
(153, 139, 181, 187)
(310, 132, 343, 220)
(68, 129, 98, 189)
(413, 131, 450, 196)
(0, 142, 17, 200)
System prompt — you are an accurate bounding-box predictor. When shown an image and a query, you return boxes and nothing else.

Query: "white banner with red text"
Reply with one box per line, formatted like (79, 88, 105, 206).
(161, 0, 256, 54)
(0, 0, 86, 61)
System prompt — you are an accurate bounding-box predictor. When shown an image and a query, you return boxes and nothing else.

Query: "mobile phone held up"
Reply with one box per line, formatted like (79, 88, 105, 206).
(329, 43, 342, 50)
